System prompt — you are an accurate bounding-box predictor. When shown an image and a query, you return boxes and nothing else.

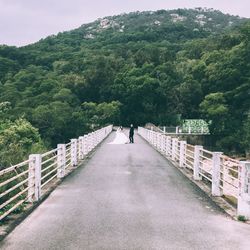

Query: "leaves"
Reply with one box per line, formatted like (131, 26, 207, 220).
(0, 118, 45, 167)
(0, 9, 249, 158)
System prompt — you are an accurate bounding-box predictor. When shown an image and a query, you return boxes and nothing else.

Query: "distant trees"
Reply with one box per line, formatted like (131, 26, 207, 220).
(243, 116, 250, 156)
(200, 93, 229, 135)
(0, 10, 249, 159)
(81, 101, 121, 127)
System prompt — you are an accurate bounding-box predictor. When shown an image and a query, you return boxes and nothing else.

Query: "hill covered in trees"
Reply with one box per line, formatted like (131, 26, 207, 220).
(0, 8, 250, 166)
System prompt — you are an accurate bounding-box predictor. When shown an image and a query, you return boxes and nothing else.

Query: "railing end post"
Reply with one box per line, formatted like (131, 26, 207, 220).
(212, 152, 223, 196)
(179, 140, 187, 168)
(57, 144, 66, 178)
(70, 139, 78, 166)
(238, 161, 250, 219)
(28, 154, 42, 202)
(193, 145, 203, 181)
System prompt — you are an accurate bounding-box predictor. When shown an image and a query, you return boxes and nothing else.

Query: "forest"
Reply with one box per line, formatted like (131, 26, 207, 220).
(0, 8, 250, 167)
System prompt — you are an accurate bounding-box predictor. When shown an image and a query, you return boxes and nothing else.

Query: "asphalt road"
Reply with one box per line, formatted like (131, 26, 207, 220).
(1, 131, 250, 250)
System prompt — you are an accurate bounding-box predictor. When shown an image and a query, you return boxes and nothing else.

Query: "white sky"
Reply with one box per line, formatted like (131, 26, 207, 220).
(0, 0, 249, 47)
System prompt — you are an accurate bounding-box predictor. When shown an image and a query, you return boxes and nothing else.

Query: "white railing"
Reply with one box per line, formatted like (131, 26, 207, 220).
(138, 127, 250, 219)
(158, 126, 210, 135)
(0, 160, 31, 221)
(0, 125, 113, 221)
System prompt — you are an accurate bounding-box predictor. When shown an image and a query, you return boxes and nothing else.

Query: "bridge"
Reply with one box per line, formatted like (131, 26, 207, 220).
(0, 125, 250, 249)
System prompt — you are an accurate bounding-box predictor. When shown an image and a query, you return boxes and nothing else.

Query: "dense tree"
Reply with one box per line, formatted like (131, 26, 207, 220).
(0, 117, 45, 168)
(81, 101, 121, 127)
(0, 9, 249, 160)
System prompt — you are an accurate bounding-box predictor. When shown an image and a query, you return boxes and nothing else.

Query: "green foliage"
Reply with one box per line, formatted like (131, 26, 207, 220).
(0, 9, 249, 156)
(200, 93, 229, 146)
(32, 101, 84, 146)
(0, 118, 45, 168)
(200, 93, 228, 117)
(81, 101, 121, 127)
(243, 115, 250, 152)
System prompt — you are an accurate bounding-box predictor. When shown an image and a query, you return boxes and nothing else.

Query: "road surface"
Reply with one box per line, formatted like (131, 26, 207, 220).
(1, 131, 250, 250)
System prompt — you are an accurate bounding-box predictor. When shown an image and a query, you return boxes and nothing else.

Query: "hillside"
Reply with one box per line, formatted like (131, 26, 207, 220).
(31, 8, 246, 48)
(0, 8, 250, 165)
(1, 8, 246, 79)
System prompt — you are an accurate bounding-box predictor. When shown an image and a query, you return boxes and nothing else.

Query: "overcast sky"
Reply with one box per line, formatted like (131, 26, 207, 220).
(0, 0, 249, 47)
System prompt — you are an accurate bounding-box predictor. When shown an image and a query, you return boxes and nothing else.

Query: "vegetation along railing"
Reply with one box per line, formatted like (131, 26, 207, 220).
(138, 127, 250, 219)
(0, 125, 113, 221)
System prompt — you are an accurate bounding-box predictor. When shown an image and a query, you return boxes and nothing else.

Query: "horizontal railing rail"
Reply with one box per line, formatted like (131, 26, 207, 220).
(157, 126, 210, 135)
(0, 125, 113, 221)
(138, 127, 250, 219)
(0, 160, 31, 221)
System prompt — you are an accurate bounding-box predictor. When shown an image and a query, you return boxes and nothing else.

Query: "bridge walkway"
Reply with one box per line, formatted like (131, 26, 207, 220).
(1, 131, 250, 250)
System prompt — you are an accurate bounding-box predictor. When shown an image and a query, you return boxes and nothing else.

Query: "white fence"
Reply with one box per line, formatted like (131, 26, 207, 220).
(138, 127, 250, 219)
(158, 126, 209, 135)
(0, 125, 113, 221)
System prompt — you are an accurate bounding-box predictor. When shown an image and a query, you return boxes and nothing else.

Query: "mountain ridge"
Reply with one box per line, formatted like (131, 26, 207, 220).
(24, 8, 247, 49)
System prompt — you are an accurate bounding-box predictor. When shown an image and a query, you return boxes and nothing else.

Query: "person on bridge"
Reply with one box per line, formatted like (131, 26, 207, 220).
(129, 124, 134, 143)
(109, 126, 129, 144)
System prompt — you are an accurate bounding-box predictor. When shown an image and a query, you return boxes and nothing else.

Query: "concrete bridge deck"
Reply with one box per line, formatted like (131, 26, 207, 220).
(0, 131, 250, 250)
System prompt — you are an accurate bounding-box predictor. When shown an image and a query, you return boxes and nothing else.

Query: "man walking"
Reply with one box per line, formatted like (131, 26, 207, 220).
(129, 124, 134, 143)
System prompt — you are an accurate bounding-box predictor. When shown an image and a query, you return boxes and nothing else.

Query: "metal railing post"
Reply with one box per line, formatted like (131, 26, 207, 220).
(28, 154, 42, 202)
(78, 137, 84, 160)
(149, 131, 153, 144)
(93, 132, 96, 148)
(70, 139, 78, 166)
(88, 133, 92, 151)
(238, 161, 250, 219)
(161, 135, 165, 153)
(157, 133, 161, 150)
(179, 141, 187, 168)
(89, 133, 92, 148)
(193, 145, 203, 180)
(153, 132, 156, 147)
(93, 132, 96, 147)
(171, 138, 178, 161)
(57, 144, 66, 178)
(166, 136, 171, 157)
(83, 135, 88, 155)
(212, 152, 223, 196)
(86, 135, 90, 153)
(90, 133, 94, 150)
(97, 131, 100, 144)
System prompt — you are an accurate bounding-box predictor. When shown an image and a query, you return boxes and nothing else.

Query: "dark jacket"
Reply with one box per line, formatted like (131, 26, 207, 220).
(129, 127, 134, 136)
